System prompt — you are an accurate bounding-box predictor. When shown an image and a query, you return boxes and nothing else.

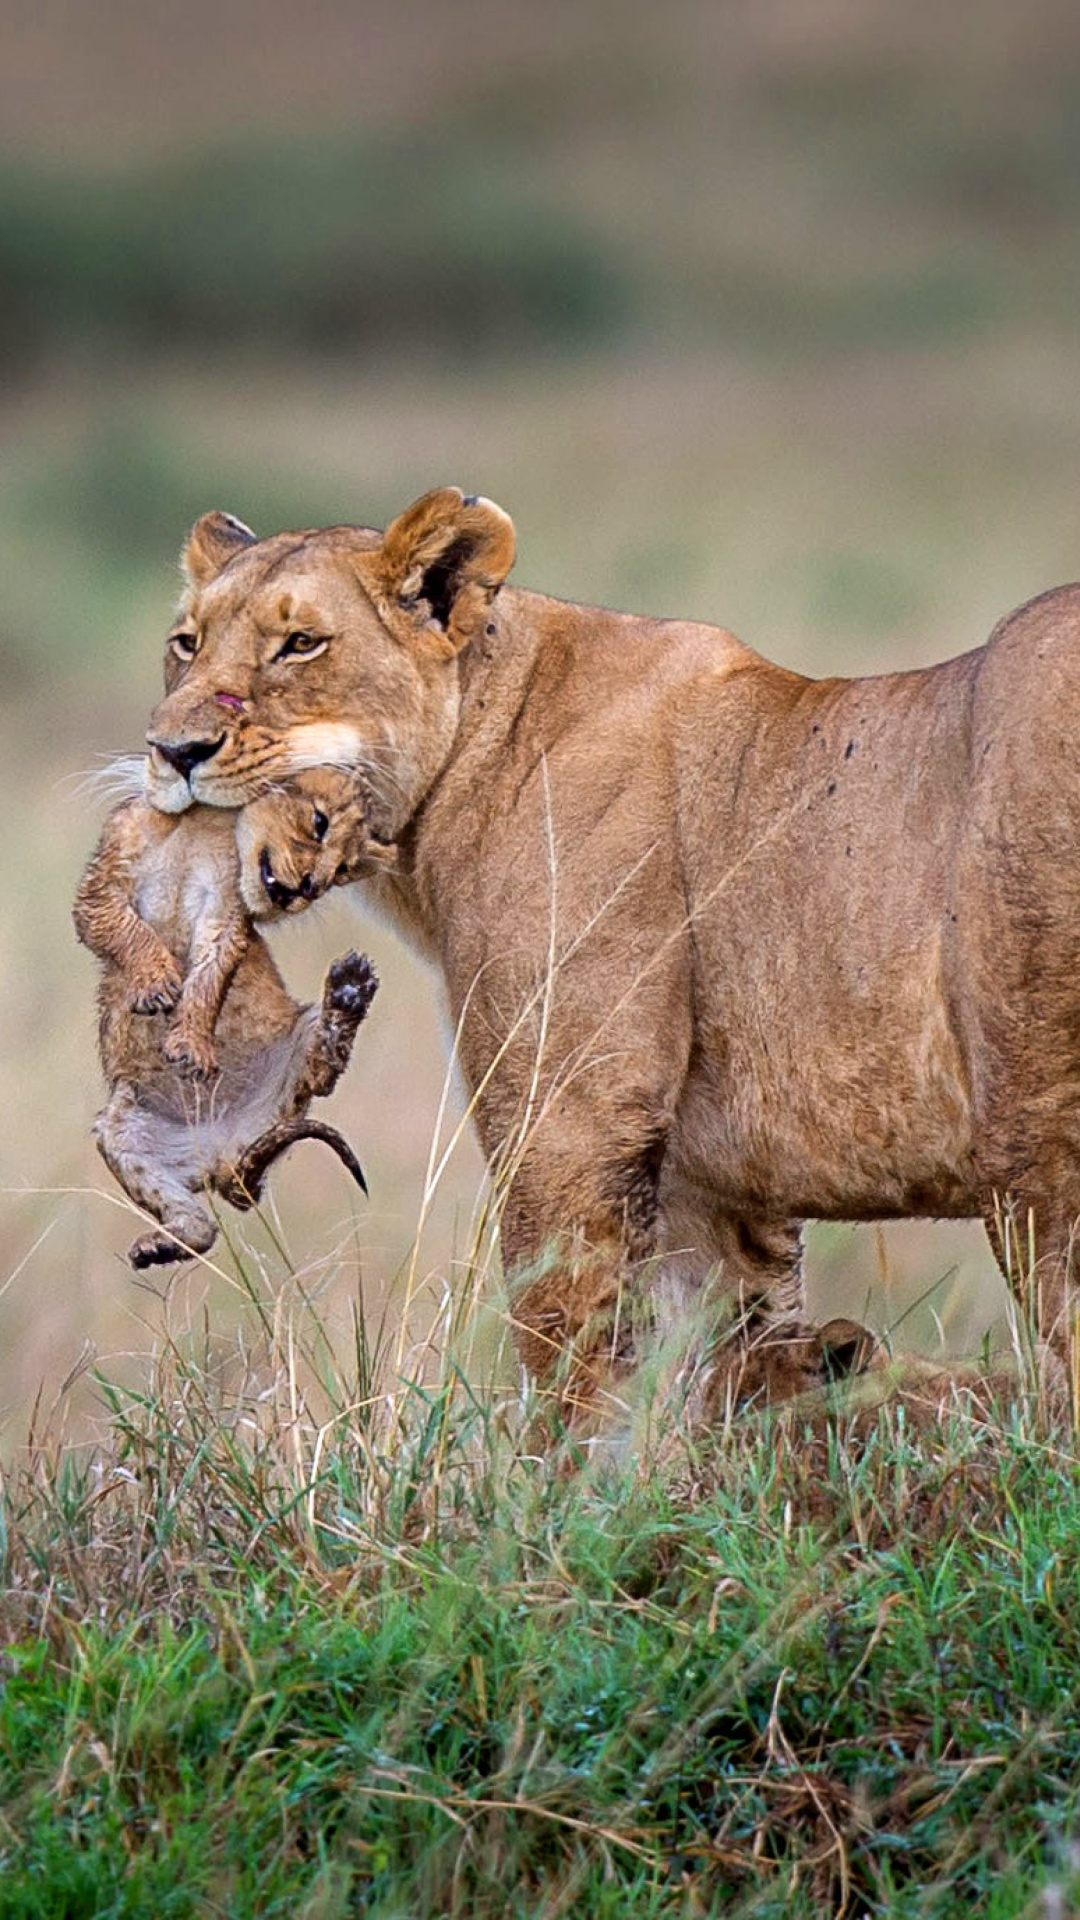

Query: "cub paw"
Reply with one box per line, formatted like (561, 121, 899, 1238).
(326, 950, 379, 1020)
(163, 1026, 218, 1080)
(128, 1229, 193, 1269)
(129, 960, 183, 1015)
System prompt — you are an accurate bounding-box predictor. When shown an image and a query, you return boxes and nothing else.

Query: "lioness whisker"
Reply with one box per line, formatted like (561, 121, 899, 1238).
(62, 755, 149, 803)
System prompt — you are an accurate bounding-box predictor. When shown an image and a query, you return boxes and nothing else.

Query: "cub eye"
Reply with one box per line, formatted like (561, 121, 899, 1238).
(169, 631, 199, 661)
(312, 808, 329, 841)
(275, 630, 327, 661)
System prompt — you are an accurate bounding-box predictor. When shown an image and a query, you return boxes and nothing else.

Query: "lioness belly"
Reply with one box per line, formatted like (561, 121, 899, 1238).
(673, 660, 979, 1221)
(669, 966, 976, 1221)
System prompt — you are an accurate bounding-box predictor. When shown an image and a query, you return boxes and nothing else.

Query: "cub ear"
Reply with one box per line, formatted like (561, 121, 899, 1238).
(362, 486, 515, 652)
(183, 510, 257, 589)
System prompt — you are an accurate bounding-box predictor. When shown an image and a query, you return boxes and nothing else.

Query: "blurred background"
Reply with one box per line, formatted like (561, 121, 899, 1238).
(5, 0, 1080, 1441)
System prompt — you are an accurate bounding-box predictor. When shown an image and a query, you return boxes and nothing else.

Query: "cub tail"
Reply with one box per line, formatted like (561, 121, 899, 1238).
(219, 1119, 368, 1210)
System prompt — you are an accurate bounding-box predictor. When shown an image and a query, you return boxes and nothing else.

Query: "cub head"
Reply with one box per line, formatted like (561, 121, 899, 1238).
(145, 489, 516, 836)
(235, 766, 397, 920)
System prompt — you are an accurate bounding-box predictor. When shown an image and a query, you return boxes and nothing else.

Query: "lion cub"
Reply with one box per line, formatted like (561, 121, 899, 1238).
(74, 768, 394, 1269)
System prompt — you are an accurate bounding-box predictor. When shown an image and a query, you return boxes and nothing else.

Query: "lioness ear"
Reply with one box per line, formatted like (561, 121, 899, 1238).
(363, 486, 515, 652)
(183, 510, 257, 589)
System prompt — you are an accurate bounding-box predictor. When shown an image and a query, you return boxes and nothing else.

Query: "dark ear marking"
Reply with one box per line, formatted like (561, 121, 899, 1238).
(419, 534, 477, 630)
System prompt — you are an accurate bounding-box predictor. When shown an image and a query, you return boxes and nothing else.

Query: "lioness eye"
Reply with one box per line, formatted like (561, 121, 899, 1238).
(312, 808, 329, 841)
(169, 631, 199, 661)
(276, 630, 327, 660)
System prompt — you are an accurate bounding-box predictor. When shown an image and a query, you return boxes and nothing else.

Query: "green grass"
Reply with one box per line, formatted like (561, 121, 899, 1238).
(2, 1273, 1080, 1918)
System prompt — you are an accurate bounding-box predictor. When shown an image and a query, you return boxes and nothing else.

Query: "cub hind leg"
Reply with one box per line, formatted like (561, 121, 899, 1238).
(273, 950, 379, 1114)
(215, 951, 378, 1207)
(94, 1083, 217, 1268)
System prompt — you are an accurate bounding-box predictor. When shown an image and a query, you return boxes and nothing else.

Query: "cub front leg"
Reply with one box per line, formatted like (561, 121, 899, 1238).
(73, 818, 182, 1012)
(163, 910, 249, 1079)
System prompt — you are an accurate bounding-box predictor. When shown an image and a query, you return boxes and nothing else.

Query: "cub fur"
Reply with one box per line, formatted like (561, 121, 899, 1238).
(74, 767, 391, 1268)
(137, 488, 1080, 1405)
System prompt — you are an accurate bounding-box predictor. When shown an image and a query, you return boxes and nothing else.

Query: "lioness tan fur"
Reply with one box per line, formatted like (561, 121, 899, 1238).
(138, 489, 1080, 1401)
(74, 767, 390, 1268)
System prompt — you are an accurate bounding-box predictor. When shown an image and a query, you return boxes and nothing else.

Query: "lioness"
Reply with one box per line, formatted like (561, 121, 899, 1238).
(75, 767, 389, 1268)
(138, 489, 1080, 1400)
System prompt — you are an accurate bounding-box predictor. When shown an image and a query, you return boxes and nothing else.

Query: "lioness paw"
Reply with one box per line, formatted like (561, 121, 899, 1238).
(326, 950, 379, 1020)
(163, 1026, 218, 1079)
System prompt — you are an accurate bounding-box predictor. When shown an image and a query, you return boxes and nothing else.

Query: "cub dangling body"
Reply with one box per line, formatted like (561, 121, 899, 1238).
(74, 767, 392, 1267)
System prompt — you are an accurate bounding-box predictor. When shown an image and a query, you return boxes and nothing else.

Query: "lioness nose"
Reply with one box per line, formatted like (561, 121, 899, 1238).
(298, 873, 316, 900)
(150, 736, 224, 783)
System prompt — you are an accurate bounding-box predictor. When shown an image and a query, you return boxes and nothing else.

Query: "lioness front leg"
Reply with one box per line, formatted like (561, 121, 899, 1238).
(705, 1215, 823, 1405)
(499, 1134, 666, 1421)
(163, 910, 249, 1079)
(658, 1180, 869, 1410)
(709, 1230, 873, 1404)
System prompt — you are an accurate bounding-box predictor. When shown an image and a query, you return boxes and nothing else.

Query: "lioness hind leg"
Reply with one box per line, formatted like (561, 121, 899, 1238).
(94, 1086, 217, 1269)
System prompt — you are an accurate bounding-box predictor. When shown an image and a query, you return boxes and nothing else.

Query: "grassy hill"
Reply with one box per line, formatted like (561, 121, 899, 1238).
(2, 1262, 1079, 1918)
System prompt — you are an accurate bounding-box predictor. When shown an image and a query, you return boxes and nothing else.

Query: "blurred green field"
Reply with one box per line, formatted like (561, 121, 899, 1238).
(7, 0, 1080, 1438)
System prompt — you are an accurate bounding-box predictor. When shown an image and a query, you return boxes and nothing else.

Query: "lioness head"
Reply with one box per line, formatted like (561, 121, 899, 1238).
(145, 489, 515, 836)
(235, 767, 397, 920)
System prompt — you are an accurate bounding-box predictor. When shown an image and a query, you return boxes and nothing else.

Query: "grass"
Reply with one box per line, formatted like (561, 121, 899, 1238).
(2, 1240, 1080, 1918)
